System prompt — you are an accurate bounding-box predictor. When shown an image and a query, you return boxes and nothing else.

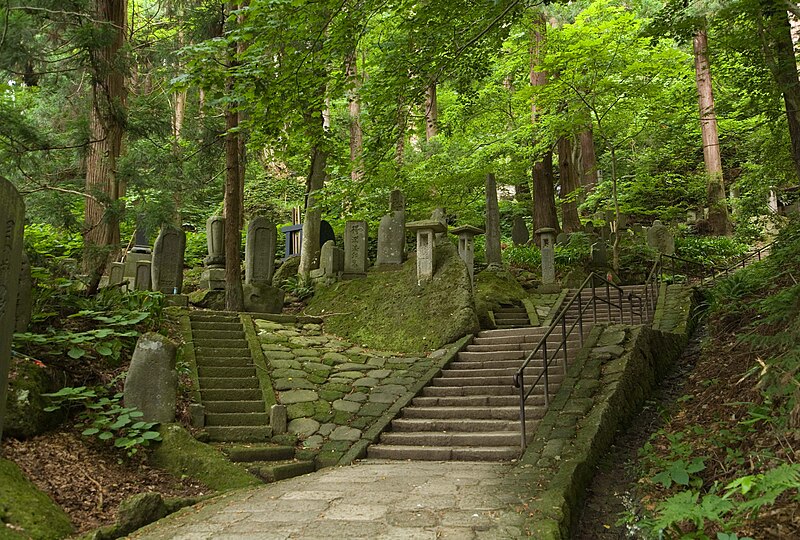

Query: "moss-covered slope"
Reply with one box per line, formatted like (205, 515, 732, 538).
(306, 242, 479, 353)
(473, 267, 529, 328)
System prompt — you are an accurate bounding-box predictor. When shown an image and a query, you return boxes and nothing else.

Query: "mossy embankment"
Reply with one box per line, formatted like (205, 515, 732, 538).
(473, 266, 529, 327)
(306, 242, 479, 353)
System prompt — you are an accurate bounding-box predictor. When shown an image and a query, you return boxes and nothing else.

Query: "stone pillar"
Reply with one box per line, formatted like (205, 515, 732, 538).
(245, 217, 277, 286)
(431, 207, 447, 244)
(343, 220, 368, 277)
(1, 177, 25, 440)
(406, 220, 447, 285)
(151, 225, 186, 294)
(646, 220, 675, 255)
(485, 173, 502, 265)
(201, 216, 225, 290)
(377, 190, 406, 266)
(131, 214, 152, 254)
(123, 333, 177, 423)
(536, 227, 558, 292)
(134, 261, 152, 291)
(450, 225, 484, 286)
(109, 262, 125, 286)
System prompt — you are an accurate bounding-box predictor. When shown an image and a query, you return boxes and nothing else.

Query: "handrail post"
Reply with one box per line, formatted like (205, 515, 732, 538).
(606, 281, 612, 322)
(577, 289, 584, 341)
(618, 287, 623, 323)
(542, 340, 549, 406)
(518, 372, 526, 450)
(639, 296, 644, 324)
(592, 278, 597, 323)
(561, 316, 568, 374)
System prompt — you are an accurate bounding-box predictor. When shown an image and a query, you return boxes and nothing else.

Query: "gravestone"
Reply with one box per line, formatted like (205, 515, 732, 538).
(591, 241, 608, 267)
(0, 177, 25, 440)
(15, 252, 32, 333)
(583, 221, 596, 236)
(123, 333, 177, 423)
(131, 214, 152, 254)
(243, 283, 285, 313)
(109, 262, 125, 287)
(318, 240, 344, 278)
(556, 232, 569, 246)
(151, 225, 186, 294)
(407, 220, 447, 285)
(511, 216, 529, 246)
(450, 225, 484, 286)
(134, 261, 152, 291)
(617, 213, 629, 230)
(536, 227, 558, 292)
(632, 223, 644, 235)
(320, 220, 336, 247)
(201, 216, 225, 290)
(245, 217, 277, 286)
(646, 220, 675, 255)
(377, 191, 406, 266)
(343, 221, 368, 277)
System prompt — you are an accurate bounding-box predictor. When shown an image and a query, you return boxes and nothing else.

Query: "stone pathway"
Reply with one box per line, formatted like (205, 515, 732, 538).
(130, 460, 532, 539)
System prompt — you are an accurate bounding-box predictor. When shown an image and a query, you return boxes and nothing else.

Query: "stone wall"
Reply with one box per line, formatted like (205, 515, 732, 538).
(510, 286, 695, 539)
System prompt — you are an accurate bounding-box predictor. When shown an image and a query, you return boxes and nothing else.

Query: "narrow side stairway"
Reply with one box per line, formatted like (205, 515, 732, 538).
(492, 303, 531, 329)
(190, 311, 272, 442)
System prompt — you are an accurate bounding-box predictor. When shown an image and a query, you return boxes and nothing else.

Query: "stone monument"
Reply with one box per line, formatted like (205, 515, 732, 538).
(511, 216, 529, 246)
(151, 224, 186, 294)
(646, 220, 675, 255)
(536, 227, 559, 293)
(450, 225, 484, 286)
(406, 220, 447, 285)
(201, 216, 225, 290)
(15, 251, 32, 333)
(377, 190, 406, 265)
(123, 333, 178, 423)
(134, 261, 152, 291)
(343, 220, 368, 277)
(245, 217, 277, 286)
(109, 262, 125, 287)
(0, 177, 25, 440)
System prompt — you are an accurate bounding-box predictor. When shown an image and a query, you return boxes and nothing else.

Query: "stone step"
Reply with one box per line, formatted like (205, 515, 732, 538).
(195, 356, 253, 367)
(193, 338, 249, 349)
(421, 385, 516, 397)
(441, 367, 557, 379)
(198, 366, 257, 378)
(248, 460, 316, 482)
(465, 339, 582, 353)
(199, 377, 260, 390)
(190, 312, 241, 323)
(379, 431, 519, 447)
(457, 350, 524, 362)
(225, 445, 295, 463)
(390, 418, 521, 433)
(206, 425, 272, 442)
(494, 307, 527, 314)
(191, 330, 246, 341)
(203, 400, 265, 414)
(476, 327, 550, 339)
(432, 374, 564, 387)
(493, 315, 530, 322)
(191, 321, 243, 332)
(367, 444, 520, 462)
(448, 359, 560, 371)
(205, 412, 270, 427)
(401, 406, 520, 420)
(412, 394, 543, 407)
(200, 388, 263, 401)
(194, 347, 252, 358)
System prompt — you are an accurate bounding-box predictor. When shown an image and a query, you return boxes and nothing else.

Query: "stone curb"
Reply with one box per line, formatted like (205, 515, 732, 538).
(240, 313, 278, 411)
(178, 313, 202, 404)
(336, 334, 473, 466)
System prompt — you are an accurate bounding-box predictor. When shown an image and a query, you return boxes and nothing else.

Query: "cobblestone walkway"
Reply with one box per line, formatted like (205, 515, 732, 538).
(130, 460, 532, 539)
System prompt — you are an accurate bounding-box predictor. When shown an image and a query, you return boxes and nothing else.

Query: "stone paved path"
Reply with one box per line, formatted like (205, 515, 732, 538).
(130, 460, 532, 539)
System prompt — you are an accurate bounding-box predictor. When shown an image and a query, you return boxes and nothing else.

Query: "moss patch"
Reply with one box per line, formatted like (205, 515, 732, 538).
(474, 267, 529, 328)
(0, 458, 74, 539)
(4, 360, 66, 439)
(305, 242, 478, 353)
(272, 256, 300, 287)
(150, 425, 260, 492)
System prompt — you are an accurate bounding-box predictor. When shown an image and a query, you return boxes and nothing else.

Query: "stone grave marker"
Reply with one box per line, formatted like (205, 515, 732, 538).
(201, 216, 225, 290)
(123, 333, 177, 423)
(377, 191, 406, 266)
(343, 220, 368, 277)
(245, 217, 277, 286)
(109, 262, 125, 287)
(646, 220, 675, 255)
(536, 227, 558, 292)
(591, 241, 608, 267)
(406, 220, 447, 285)
(556, 232, 569, 245)
(583, 220, 595, 236)
(135, 261, 152, 291)
(15, 251, 31, 332)
(318, 240, 344, 279)
(131, 214, 152, 254)
(511, 216, 529, 246)
(0, 177, 25, 440)
(151, 224, 186, 294)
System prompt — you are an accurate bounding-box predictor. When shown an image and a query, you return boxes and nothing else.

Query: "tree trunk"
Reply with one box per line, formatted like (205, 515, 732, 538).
(532, 150, 559, 238)
(298, 145, 327, 277)
(530, 10, 559, 240)
(425, 81, 437, 141)
(224, 1, 243, 311)
(83, 0, 127, 286)
(558, 136, 581, 233)
(758, 0, 800, 182)
(485, 172, 502, 265)
(346, 50, 363, 182)
(578, 128, 597, 193)
(693, 26, 731, 235)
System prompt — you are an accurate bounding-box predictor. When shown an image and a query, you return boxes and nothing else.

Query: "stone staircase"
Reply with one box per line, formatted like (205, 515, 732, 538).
(492, 303, 531, 329)
(368, 324, 587, 461)
(561, 285, 648, 327)
(190, 311, 272, 442)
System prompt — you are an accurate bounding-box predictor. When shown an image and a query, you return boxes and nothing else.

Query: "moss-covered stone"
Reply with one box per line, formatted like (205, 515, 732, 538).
(0, 458, 74, 539)
(305, 243, 478, 353)
(150, 424, 260, 491)
(4, 360, 65, 439)
(272, 256, 300, 287)
(474, 267, 529, 328)
(187, 289, 225, 310)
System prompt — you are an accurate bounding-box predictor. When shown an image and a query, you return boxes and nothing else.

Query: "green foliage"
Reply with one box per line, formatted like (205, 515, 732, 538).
(675, 235, 750, 268)
(282, 274, 315, 300)
(653, 458, 707, 489)
(43, 385, 162, 456)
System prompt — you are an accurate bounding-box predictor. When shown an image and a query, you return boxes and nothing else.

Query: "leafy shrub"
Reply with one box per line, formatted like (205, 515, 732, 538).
(503, 245, 541, 269)
(675, 235, 750, 269)
(282, 274, 315, 300)
(43, 385, 162, 456)
(184, 229, 207, 268)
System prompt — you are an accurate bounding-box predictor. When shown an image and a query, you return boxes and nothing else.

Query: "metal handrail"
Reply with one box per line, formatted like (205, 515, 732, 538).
(512, 273, 648, 449)
(706, 241, 775, 282)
